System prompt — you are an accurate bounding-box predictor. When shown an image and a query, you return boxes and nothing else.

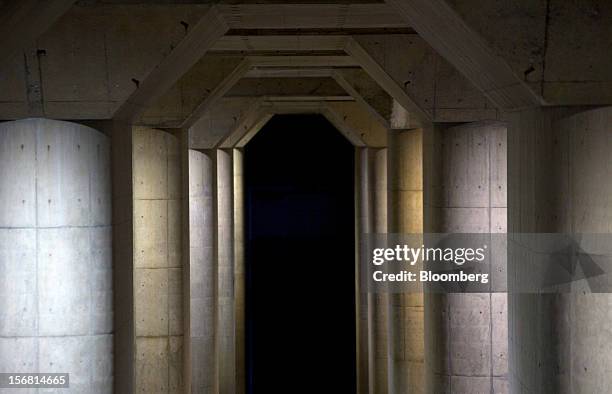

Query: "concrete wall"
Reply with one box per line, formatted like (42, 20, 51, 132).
(425, 121, 508, 393)
(0, 118, 113, 391)
(387, 128, 425, 393)
(133, 127, 183, 393)
(188, 149, 216, 393)
(507, 106, 612, 394)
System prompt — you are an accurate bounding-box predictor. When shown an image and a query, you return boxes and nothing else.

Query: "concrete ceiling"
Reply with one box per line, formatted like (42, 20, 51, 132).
(1, 0, 610, 143)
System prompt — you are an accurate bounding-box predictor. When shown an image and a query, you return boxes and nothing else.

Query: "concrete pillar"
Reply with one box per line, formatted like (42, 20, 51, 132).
(387, 128, 425, 393)
(357, 148, 372, 394)
(217, 148, 235, 394)
(233, 148, 246, 394)
(425, 122, 508, 393)
(507, 107, 612, 394)
(188, 149, 217, 393)
(357, 147, 390, 394)
(132, 127, 184, 393)
(0, 118, 113, 391)
(110, 120, 135, 392)
(360, 148, 390, 394)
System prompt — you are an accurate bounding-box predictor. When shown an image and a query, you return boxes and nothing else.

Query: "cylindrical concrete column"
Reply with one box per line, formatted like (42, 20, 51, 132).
(132, 127, 184, 393)
(217, 148, 235, 394)
(0, 118, 113, 391)
(387, 128, 425, 393)
(362, 148, 389, 394)
(508, 106, 612, 394)
(233, 148, 246, 394)
(188, 149, 217, 393)
(425, 122, 508, 393)
(357, 147, 372, 394)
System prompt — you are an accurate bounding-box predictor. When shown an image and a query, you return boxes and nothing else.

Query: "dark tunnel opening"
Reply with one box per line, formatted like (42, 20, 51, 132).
(244, 114, 357, 393)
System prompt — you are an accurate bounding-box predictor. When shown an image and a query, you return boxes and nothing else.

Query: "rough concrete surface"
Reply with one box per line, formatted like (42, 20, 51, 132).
(0, 118, 112, 393)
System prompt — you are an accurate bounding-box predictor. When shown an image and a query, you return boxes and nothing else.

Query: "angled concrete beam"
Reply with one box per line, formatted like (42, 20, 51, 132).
(190, 97, 260, 150)
(203, 34, 432, 128)
(332, 69, 393, 129)
(0, 0, 77, 61)
(218, 4, 409, 29)
(212, 97, 390, 150)
(212, 35, 349, 52)
(182, 58, 252, 129)
(113, 6, 228, 122)
(182, 55, 358, 130)
(344, 37, 431, 126)
(385, 0, 544, 108)
(215, 96, 359, 149)
(319, 104, 369, 148)
(212, 36, 427, 128)
(216, 98, 270, 149)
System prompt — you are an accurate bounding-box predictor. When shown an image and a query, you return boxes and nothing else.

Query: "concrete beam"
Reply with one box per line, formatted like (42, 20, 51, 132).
(345, 37, 431, 126)
(245, 68, 335, 79)
(181, 59, 252, 129)
(333, 69, 393, 129)
(385, 0, 544, 109)
(212, 35, 348, 52)
(262, 96, 353, 102)
(217, 4, 409, 29)
(189, 97, 259, 150)
(180, 55, 358, 130)
(195, 34, 492, 125)
(226, 77, 348, 98)
(248, 55, 358, 68)
(211, 35, 430, 126)
(216, 99, 380, 149)
(0, 0, 77, 62)
(113, 6, 228, 122)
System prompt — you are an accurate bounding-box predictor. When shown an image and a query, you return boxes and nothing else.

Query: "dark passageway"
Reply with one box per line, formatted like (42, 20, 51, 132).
(244, 114, 356, 393)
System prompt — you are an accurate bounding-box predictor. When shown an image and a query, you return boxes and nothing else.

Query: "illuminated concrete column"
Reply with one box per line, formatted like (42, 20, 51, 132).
(366, 148, 390, 394)
(425, 122, 508, 393)
(357, 148, 372, 394)
(132, 127, 184, 392)
(355, 148, 388, 394)
(233, 148, 246, 394)
(507, 107, 612, 394)
(387, 128, 425, 393)
(0, 118, 112, 391)
(357, 147, 390, 394)
(217, 148, 235, 394)
(188, 149, 217, 393)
